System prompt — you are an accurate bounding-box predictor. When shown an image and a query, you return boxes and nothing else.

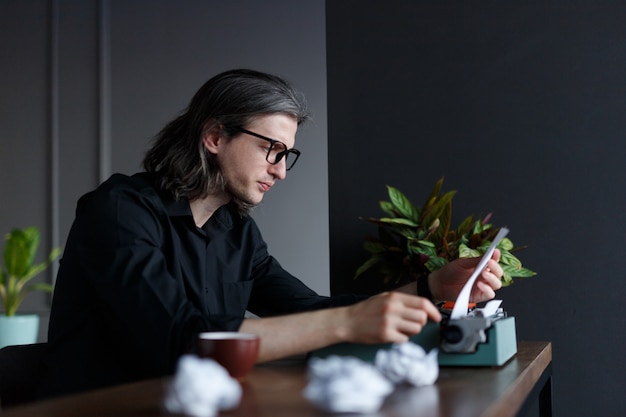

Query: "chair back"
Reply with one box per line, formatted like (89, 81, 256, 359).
(0, 342, 47, 408)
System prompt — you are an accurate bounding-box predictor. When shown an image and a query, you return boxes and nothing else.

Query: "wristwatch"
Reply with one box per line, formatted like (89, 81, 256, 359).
(417, 273, 433, 300)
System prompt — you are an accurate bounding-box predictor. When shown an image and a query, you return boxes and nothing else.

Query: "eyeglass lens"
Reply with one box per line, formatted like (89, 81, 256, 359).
(234, 127, 300, 170)
(268, 142, 299, 170)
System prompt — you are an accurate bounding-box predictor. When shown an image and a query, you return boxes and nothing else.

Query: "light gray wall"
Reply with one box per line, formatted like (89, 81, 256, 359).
(0, 0, 330, 341)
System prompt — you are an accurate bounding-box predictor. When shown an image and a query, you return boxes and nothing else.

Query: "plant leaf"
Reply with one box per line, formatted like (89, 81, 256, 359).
(386, 186, 419, 222)
(425, 256, 448, 271)
(25, 282, 54, 293)
(362, 240, 386, 254)
(514, 267, 537, 277)
(502, 264, 537, 278)
(501, 272, 514, 287)
(22, 227, 40, 266)
(379, 200, 396, 217)
(408, 240, 437, 257)
(456, 215, 475, 236)
(498, 237, 514, 251)
(377, 217, 418, 227)
(4, 230, 30, 277)
(499, 249, 522, 269)
(421, 190, 456, 236)
(459, 243, 481, 258)
(354, 256, 382, 279)
(421, 177, 444, 212)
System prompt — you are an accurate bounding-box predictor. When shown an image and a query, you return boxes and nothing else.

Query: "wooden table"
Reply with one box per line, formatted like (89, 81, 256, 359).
(2, 341, 552, 417)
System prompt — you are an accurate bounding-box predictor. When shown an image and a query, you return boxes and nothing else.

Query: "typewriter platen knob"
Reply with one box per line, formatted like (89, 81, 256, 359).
(440, 317, 490, 353)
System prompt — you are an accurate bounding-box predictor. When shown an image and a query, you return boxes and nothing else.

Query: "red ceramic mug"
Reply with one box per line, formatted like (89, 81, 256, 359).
(197, 332, 260, 380)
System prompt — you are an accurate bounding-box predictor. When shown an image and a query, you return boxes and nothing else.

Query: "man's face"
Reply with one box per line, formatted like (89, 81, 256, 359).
(206, 113, 299, 207)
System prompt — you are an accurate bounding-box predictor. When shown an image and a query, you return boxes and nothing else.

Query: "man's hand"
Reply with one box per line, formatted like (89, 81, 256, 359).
(338, 292, 442, 344)
(429, 249, 503, 303)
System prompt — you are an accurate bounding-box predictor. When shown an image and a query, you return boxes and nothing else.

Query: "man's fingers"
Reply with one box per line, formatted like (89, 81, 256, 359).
(473, 281, 496, 302)
(482, 263, 503, 290)
(401, 294, 442, 323)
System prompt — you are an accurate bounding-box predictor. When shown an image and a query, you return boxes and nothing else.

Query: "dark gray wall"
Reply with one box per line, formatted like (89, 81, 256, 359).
(327, 2, 626, 416)
(0, 0, 330, 341)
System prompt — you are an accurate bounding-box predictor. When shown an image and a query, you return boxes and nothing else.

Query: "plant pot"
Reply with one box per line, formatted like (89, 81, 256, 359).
(0, 314, 40, 349)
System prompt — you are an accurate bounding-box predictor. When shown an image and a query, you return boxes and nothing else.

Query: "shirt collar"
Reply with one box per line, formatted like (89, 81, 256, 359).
(206, 202, 235, 231)
(162, 193, 236, 231)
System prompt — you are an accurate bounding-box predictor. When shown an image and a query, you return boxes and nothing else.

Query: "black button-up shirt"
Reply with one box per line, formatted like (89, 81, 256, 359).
(39, 172, 363, 398)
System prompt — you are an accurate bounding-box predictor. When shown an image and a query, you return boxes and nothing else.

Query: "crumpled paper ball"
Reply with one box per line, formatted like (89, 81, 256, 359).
(164, 354, 242, 417)
(375, 342, 439, 386)
(303, 356, 394, 413)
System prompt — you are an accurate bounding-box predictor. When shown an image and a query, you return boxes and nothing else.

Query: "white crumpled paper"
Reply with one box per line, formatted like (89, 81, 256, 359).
(164, 354, 242, 417)
(375, 342, 439, 386)
(303, 356, 394, 413)
(304, 342, 439, 413)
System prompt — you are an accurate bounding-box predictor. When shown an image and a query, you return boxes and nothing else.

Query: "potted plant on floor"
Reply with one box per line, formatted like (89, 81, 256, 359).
(0, 226, 61, 348)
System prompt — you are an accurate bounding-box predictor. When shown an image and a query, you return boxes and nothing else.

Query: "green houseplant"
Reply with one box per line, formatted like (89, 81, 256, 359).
(355, 178, 536, 288)
(0, 226, 61, 348)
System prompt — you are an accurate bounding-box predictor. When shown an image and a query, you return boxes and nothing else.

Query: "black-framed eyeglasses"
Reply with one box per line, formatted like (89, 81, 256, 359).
(235, 127, 301, 171)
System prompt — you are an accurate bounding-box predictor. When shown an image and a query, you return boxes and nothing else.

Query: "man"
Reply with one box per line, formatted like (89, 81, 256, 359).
(38, 69, 502, 399)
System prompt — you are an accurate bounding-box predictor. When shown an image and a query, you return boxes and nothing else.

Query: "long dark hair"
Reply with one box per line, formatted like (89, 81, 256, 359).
(143, 69, 309, 206)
